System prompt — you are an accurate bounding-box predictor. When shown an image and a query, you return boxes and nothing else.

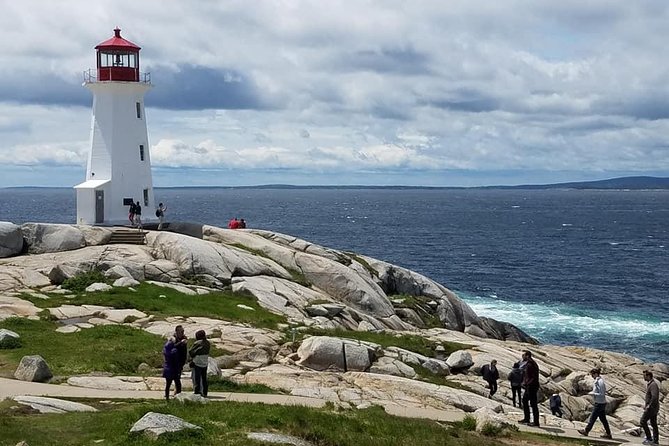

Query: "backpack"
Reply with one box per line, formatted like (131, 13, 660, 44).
(155, 209, 162, 217)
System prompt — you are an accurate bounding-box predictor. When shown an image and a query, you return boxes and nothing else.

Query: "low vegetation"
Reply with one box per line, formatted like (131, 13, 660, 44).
(61, 270, 109, 293)
(297, 327, 471, 358)
(0, 399, 510, 446)
(20, 282, 287, 330)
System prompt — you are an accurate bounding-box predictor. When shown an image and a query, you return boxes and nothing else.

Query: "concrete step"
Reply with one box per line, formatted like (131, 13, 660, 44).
(108, 229, 146, 245)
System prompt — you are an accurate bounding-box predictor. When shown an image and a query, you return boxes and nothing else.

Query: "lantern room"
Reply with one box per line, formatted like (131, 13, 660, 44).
(95, 28, 141, 82)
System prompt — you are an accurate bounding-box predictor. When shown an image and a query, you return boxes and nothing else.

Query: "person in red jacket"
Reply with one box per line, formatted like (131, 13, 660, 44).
(228, 217, 239, 229)
(518, 350, 540, 427)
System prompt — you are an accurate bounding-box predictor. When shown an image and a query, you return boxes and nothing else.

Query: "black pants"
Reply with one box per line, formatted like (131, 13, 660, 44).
(522, 385, 540, 425)
(164, 376, 182, 399)
(585, 403, 611, 435)
(193, 365, 209, 397)
(551, 407, 563, 418)
(511, 385, 522, 407)
(640, 409, 659, 443)
(486, 380, 498, 397)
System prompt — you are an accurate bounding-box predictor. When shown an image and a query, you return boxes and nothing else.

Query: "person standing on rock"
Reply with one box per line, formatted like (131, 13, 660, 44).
(640, 370, 660, 445)
(189, 329, 211, 397)
(128, 201, 136, 226)
(508, 362, 523, 407)
(156, 202, 167, 230)
(481, 359, 500, 398)
(134, 201, 142, 228)
(549, 393, 563, 417)
(162, 325, 188, 400)
(578, 368, 612, 439)
(518, 350, 540, 427)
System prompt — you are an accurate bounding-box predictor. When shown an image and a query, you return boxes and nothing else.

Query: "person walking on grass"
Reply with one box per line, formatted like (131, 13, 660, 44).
(189, 329, 211, 397)
(578, 368, 613, 439)
(518, 350, 540, 427)
(162, 325, 187, 400)
(640, 370, 660, 445)
(481, 359, 500, 398)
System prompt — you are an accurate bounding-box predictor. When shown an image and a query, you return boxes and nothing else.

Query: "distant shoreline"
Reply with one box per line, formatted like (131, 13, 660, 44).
(3, 176, 669, 191)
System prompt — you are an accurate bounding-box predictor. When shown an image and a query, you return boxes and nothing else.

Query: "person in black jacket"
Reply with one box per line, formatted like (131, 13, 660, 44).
(508, 361, 524, 407)
(481, 359, 500, 398)
(518, 350, 540, 427)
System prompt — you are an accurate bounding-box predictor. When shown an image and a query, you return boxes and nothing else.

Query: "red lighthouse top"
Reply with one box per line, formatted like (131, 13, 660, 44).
(94, 28, 142, 82)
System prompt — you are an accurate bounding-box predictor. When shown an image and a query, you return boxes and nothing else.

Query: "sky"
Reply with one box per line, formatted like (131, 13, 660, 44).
(1, 0, 669, 187)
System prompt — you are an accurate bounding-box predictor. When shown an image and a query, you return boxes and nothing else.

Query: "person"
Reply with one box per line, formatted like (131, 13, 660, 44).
(481, 359, 500, 398)
(189, 329, 211, 397)
(549, 393, 563, 417)
(228, 217, 239, 229)
(156, 202, 167, 230)
(578, 368, 612, 439)
(508, 361, 523, 408)
(162, 325, 187, 400)
(128, 201, 136, 226)
(518, 350, 540, 427)
(134, 201, 142, 227)
(640, 370, 660, 445)
(239, 218, 246, 229)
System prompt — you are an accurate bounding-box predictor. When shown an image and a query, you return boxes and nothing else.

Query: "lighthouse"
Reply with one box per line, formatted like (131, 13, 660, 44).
(74, 28, 155, 225)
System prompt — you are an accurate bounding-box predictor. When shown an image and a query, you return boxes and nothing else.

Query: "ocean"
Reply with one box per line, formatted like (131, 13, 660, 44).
(1, 187, 667, 363)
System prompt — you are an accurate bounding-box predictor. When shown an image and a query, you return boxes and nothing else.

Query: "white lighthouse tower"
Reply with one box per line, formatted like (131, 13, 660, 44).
(75, 28, 155, 225)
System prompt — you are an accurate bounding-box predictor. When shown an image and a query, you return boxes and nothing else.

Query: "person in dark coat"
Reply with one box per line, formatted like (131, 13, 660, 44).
(508, 361, 524, 407)
(550, 393, 563, 417)
(162, 325, 187, 400)
(640, 370, 660, 445)
(189, 329, 211, 397)
(481, 359, 500, 398)
(518, 350, 540, 427)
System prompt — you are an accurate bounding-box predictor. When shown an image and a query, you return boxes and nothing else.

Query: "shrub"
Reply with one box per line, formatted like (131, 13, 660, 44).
(61, 270, 108, 293)
(460, 415, 477, 431)
(0, 337, 21, 349)
(480, 422, 503, 437)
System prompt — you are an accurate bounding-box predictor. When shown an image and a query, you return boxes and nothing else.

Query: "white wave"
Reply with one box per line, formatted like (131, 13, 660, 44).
(461, 294, 669, 340)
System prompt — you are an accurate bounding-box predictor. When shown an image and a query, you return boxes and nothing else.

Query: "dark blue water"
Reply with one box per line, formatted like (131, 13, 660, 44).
(1, 187, 667, 362)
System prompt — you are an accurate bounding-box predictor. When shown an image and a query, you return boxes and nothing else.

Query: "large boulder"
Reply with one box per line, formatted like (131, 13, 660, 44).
(446, 351, 473, 371)
(0, 222, 23, 258)
(129, 412, 202, 438)
(14, 355, 53, 382)
(297, 336, 378, 372)
(13, 396, 97, 414)
(21, 223, 85, 254)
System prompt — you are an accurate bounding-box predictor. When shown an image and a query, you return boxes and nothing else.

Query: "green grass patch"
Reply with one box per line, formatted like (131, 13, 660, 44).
(207, 377, 280, 394)
(459, 414, 477, 431)
(412, 365, 477, 392)
(0, 317, 163, 377)
(20, 283, 287, 330)
(297, 327, 471, 358)
(0, 399, 514, 446)
(346, 252, 378, 278)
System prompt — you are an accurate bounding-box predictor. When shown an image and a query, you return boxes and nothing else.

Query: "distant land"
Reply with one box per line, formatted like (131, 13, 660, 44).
(3, 176, 669, 190)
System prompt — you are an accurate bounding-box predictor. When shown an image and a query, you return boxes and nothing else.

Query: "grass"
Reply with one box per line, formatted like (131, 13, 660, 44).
(61, 270, 109, 292)
(207, 377, 279, 394)
(297, 327, 471, 358)
(19, 282, 287, 330)
(412, 365, 478, 392)
(0, 399, 511, 446)
(0, 317, 164, 377)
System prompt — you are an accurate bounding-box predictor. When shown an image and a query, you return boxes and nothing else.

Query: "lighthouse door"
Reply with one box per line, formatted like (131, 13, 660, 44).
(95, 190, 104, 223)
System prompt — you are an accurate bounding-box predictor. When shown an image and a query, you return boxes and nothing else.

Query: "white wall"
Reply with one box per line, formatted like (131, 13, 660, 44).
(79, 81, 155, 224)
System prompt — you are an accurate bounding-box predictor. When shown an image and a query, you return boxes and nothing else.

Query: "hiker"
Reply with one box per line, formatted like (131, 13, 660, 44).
(239, 218, 246, 229)
(162, 325, 187, 400)
(134, 201, 142, 227)
(518, 350, 540, 427)
(156, 202, 167, 230)
(549, 393, 563, 417)
(189, 329, 211, 397)
(228, 217, 239, 229)
(578, 368, 612, 439)
(481, 359, 499, 398)
(128, 201, 136, 226)
(640, 370, 660, 445)
(508, 361, 523, 407)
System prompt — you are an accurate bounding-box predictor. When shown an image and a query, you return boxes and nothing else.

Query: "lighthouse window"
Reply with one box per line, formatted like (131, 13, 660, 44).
(143, 189, 149, 206)
(136, 102, 141, 119)
(139, 145, 145, 161)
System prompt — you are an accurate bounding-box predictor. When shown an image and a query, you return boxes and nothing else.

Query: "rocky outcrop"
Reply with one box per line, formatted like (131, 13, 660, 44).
(0, 222, 23, 258)
(13, 396, 97, 414)
(21, 223, 86, 254)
